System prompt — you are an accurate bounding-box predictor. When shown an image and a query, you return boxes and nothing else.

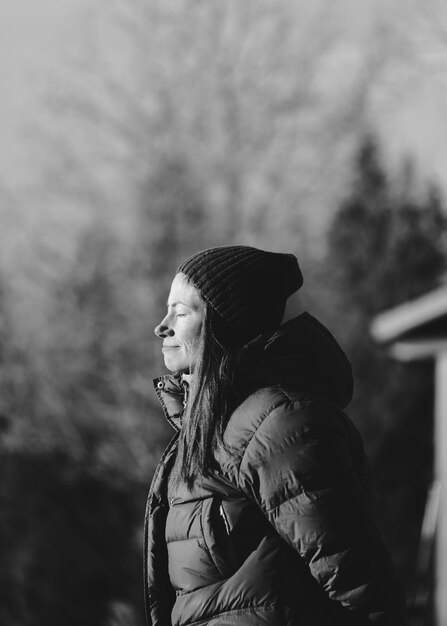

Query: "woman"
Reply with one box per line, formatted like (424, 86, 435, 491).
(144, 245, 405, 626)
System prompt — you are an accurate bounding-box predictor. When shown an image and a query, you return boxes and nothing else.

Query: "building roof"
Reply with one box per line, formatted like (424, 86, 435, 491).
(371, 286, 447, 360)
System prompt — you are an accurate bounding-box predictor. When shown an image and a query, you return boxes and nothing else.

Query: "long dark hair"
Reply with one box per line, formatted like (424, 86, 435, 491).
(171, 304, 247, 489)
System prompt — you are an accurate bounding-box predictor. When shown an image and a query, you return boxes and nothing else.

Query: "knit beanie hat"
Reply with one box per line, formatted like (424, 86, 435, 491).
(177, 245, 303, 345)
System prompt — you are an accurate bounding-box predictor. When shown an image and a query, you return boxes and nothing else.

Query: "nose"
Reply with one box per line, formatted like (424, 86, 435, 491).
(154, 317, 174, 338)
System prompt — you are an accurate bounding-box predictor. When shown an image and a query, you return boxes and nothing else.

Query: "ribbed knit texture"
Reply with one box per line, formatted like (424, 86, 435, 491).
(177, 245, 303, 344)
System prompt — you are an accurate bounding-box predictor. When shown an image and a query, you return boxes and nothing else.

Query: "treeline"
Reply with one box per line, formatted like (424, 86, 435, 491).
(0, 134, 445, 625)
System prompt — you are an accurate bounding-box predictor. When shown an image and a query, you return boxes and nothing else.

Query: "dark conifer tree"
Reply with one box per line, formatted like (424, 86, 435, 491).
(325, 135, 447, 588)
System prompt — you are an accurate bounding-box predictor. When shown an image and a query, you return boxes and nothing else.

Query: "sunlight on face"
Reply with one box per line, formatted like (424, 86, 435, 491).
(154, 273, 205, 373)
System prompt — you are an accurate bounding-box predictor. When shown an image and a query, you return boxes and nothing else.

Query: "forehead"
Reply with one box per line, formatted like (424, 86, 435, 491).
(168, 273, 204, 309)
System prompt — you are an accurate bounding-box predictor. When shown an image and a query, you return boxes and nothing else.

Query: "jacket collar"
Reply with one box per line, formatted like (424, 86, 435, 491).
(153, 373, 188, 431)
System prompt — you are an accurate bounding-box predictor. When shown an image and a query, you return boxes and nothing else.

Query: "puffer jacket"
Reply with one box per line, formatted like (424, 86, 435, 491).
(144, 312, 405, 626)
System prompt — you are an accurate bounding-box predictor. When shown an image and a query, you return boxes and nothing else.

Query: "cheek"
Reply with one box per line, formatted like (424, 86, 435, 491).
(181, 323, 202, 351)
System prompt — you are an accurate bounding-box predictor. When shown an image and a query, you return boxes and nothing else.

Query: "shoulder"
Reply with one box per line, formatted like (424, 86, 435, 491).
(223, 386, 308, 455)
(218, 385, 363, 482)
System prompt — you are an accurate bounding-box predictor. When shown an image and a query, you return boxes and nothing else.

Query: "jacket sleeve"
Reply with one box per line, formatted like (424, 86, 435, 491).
(236, 397, 406, 625)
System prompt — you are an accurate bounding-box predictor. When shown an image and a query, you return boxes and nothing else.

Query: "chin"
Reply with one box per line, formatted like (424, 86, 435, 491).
(164, 356, 189, 373)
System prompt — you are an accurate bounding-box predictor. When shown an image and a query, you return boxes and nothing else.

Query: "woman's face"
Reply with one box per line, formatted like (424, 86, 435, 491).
(154, 273, 205, 373)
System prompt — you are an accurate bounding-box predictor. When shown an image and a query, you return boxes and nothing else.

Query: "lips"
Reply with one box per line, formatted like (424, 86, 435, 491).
(162, 345, 180, 351)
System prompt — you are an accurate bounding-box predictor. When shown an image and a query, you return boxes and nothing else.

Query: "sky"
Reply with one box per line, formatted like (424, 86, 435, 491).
(0, 0, 446, 192)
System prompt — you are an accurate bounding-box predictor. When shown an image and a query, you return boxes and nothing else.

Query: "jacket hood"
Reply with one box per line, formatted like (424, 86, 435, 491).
(243, 312, 353, 409)
(153, 312, 353, 425)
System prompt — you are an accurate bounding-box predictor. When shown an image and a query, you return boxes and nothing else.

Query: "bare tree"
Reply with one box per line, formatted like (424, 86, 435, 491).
(28, 0, 402, 256)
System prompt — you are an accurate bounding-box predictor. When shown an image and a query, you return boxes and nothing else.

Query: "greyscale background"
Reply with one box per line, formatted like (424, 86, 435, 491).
(1, 1, 446, 625)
